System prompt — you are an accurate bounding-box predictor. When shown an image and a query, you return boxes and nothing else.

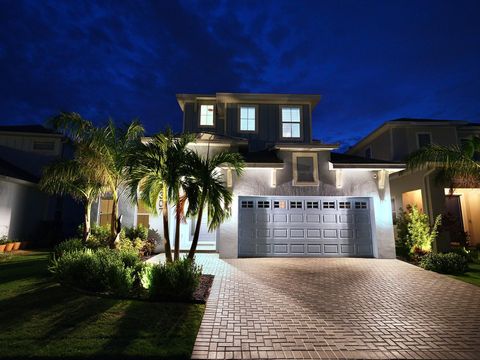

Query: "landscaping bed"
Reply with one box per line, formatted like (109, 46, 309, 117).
(0, 251, 205, 359)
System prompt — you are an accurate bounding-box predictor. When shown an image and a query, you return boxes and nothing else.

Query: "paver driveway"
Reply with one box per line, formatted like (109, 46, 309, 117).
(185, 255, 480, 360)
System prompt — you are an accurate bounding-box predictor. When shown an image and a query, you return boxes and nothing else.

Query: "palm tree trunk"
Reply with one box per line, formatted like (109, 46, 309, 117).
(83, 201, 92, 243)
(188, 198, 205, 260)
(110, 190, 119, 248)
(162, 185, 173, 263)
(174, 197, 181, 261)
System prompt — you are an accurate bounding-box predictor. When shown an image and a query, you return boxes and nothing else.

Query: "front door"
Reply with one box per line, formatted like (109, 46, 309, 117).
(444, 195, 465, 244)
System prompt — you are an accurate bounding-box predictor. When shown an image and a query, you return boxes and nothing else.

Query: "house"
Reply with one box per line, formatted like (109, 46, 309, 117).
(0, 125, 81, 243)
(347, 118, 480, 249)
(92, 93, 404, 258)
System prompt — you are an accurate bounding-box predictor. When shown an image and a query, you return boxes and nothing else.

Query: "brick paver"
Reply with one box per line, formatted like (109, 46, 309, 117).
(151, 255, 480, 359)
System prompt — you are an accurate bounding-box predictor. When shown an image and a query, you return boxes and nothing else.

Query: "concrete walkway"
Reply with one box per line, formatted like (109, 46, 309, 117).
(150, 255, 480, 359)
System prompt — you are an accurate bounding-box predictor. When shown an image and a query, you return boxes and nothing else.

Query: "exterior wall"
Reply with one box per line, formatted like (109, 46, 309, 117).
(351, 129, 392, 161)
(0, 133, 63, 156)
(184, 102, 312, 150)
(0, 178, 52, 241)
(219, 150, 396, 259)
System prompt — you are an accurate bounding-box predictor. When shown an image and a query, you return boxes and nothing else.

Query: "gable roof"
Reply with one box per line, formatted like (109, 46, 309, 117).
(0, 157, 39, 183)
(330, 152, 405, 170)
(347, 118, 480, 154)
(0, 124, 60, 135)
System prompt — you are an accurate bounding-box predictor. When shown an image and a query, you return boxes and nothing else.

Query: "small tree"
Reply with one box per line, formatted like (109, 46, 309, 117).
(396, 205, 441, 255)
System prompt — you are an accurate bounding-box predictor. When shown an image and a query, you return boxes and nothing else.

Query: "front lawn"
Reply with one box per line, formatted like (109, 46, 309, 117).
(451, 263, 480, 287)
(0, 251, 204, 359)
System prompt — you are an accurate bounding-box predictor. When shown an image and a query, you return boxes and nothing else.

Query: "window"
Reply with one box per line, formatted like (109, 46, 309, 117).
(306, 201, 319, 209)
(290, 201, 303, 209)
(257, 200, 270, 208)
(137, 201, 150, 228)
(365, 147, 372, 159)
(281, 106, 301, 138)
(241, 200, 254, 208)
(322, 201, 336, 209)
(99, 197, 113, 227)
(292, 153, 319, 186)
(417, 133, 431, 148)
(199, 104, 214, 126)
(355, 201, 368, 209)
(239, 106, 256, 132)
(339, 201, 351, 209)
(273, 200, 287, 209)
(33, 140, 54, 151)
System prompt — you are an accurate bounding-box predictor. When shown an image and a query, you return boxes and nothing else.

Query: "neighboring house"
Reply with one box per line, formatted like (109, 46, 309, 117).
(347, 118, 480, 249)
(0, 125, 81, 243)
(93, 93, 404, 259)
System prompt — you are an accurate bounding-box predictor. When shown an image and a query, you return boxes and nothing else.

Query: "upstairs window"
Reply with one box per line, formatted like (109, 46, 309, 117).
(200, 104, 215, 126)
(137, 201, 150, 228)
(239, 106, 256, 132)
(417, 133, 431, 148)
(292, 153, 319, 186)
(281, 106, 301, 138)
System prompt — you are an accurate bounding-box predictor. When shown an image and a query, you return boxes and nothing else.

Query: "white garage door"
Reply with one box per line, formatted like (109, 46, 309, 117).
(238, 196, 374, 257)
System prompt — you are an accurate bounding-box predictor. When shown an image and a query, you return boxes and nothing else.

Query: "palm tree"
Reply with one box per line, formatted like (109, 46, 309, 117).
(51, 113, 145, 245)
(184, 150, 244, 260)
(40, 157, 104, 242)
(407, 137, 480, 191)
(126, 130, 195, 262)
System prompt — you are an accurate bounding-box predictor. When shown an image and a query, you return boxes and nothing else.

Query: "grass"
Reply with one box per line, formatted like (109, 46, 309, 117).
(451, 262, 480, 287)
(0, 251, 205, 359)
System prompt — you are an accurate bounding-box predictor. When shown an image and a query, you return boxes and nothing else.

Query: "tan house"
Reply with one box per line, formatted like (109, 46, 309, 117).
(347, 118, 480, 249)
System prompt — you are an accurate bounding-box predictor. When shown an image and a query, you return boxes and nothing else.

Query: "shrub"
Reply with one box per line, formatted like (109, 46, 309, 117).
(420, 252, 469, 274)
(124, 224, 148, 242)
(78, 224, 111, 248)
(395, 205, 441, 256)
(141, 258, 202, 301)
(0, 236, 7, 245)
(53, 238, 84, 258)
(49, 248, 143, 296)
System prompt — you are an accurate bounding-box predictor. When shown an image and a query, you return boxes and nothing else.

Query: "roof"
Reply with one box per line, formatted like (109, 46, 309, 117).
(0, 124, 60, 135)
(0, 145, 57, 182)
(176, 92, 321, 111)
(347, 118, 480, 154)
(0, 157, 39, 183)
(330, 152, 405, 170)
(239, 149, 283, 165)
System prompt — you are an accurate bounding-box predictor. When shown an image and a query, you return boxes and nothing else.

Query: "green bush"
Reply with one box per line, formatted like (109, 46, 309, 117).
(141, 258, 202, 301)
(49, 248, 143, 296)
(124, 224, 148, 242)
(395, 205, 441, 257)
(78, 224, 111, 248)
(0, 236, 7, 245)
(53, 238, 84, 258)
(420, 252, 469, 274)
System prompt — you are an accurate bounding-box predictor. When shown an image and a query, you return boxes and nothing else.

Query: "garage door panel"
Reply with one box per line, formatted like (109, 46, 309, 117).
(238, 196, 373, 257)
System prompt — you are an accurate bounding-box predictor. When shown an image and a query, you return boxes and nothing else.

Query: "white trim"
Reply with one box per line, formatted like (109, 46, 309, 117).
(335, 169, 343, 188)
(271, 168, 277, 188)
(292, 152, 319, 186)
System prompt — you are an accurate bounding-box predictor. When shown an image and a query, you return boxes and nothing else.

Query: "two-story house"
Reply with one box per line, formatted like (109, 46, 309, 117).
(94, 93, 404, 258)
(0, 125, 82, 243)
(347, 118, 480, 248)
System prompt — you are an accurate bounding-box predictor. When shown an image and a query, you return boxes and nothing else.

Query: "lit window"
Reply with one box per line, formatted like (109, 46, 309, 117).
(99, 197, 113, 227)
(306, 201, 319, 209)
(273, 200, 287, 209)
(240, 106, 256, 132)
(281, 106, 301, 138)
(137, 201, 150, 228)
(200, 104, 214, 126)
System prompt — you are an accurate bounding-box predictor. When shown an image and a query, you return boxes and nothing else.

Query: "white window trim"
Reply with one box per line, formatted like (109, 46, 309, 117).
(280, 105, 303, 139)
(416, 132, 432, 149)
(292, 152, 319, 186)
(198, 104, 215, 127)
(238, 104, 258, 133)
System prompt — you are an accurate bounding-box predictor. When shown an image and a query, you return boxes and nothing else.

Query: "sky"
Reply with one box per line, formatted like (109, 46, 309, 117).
(1, 0, 479, 149)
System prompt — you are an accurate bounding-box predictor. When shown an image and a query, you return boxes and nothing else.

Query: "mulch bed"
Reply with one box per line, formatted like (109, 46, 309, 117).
(193, 275, 214, 304)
